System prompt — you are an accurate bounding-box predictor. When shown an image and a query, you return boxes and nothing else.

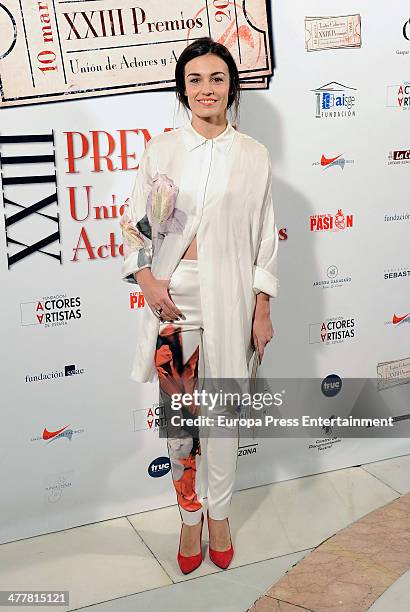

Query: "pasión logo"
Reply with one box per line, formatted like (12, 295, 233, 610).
(386, 83, 410, 110)
(20, 294, 82, 328)
(311, 81, 357, 118)
(31, 424, 85, 444)
(310, 209, 354, 232)
(130, 290, 145, 310)
(312, 153, 354, 170)
(309, 317, 355, 344)
(25, 363, 85, 383)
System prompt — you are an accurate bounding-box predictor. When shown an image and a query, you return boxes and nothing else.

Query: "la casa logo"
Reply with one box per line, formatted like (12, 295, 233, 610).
(310, 209, 354, 232)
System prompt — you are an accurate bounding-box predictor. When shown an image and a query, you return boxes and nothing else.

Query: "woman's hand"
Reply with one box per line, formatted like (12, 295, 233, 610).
(134, 268, 184, 322)
(252, 293, 274, 361)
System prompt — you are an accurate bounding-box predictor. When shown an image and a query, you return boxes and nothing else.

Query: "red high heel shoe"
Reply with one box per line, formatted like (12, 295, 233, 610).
(207, 509, 234, 569)
(177, 512, 204, 574)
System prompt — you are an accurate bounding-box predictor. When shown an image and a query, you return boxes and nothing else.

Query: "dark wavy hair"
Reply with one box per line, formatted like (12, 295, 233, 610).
(175, 37, 241, 124)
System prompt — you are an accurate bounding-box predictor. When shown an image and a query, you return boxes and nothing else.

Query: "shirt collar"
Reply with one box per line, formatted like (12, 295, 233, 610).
(181, 120, 236, 152)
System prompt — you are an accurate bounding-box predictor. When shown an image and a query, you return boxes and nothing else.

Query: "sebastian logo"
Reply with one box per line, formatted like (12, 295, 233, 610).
(43, 426, 70, 440)
(392, 312, 410, 325)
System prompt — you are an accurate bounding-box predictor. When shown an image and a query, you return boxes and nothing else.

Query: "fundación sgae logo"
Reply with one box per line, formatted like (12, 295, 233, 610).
(25, 363, 85, 383)
(20, 294, 82, 328)
(311, 81, 357, 119)
(31, 424, 84, 444)
(310, 209, 354, 232)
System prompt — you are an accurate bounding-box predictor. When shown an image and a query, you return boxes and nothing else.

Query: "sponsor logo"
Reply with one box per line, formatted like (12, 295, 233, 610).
(313, 265, 352, 289)
(305, 15, 361, 52)
(310, 209, 354, 232)
(391, 312, 410, 325)
(130, 291, 145, 310)
(321, 374, 343, 397)
(133, 403, 165, 432)
(404, 18, 410, 41)
(386, 83, 410, 110)
(387, 149, 410, 165)
(384, 266, 410, 281)
(25, 363, 85, 383)
(148, 457, 171, 478)
(31, 425, 85, 443)
(311, 81, 357, 118)
(377, 357, 410, 390)
(384, 212, 410, 222)
(238, 444, 257, 457)
(396, 19, 410, 55)
(313, 153, 354, 171)
(20, 294, 82, 328)
(308, 431, 342, 452)
(45, 473, 74, 503)
(309, 317, 355, 345)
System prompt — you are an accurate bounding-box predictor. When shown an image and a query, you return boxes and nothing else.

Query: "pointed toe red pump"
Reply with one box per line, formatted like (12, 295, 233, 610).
(177, 512, 204, 574)
(207, 509, 234, 569)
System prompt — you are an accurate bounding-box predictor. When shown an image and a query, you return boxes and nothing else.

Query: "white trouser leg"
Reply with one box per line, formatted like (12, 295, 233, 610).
(156, 260, 204, 526)
(199, 329, 239, 521)
(156, 258, 239, 525)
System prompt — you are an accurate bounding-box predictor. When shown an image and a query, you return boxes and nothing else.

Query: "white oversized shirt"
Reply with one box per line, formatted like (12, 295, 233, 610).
(120, 120, 279, 383)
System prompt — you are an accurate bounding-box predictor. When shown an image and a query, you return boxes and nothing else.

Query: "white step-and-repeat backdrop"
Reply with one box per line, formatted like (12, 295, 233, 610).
(1, 1, 409, 543)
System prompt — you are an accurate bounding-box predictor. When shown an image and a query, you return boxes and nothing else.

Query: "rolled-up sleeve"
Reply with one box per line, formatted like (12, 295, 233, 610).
(252, 151, 279, 298)
(119, 140, 154, 284)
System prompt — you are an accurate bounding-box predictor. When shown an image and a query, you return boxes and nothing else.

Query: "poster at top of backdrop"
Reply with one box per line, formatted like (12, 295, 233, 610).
(0, 0, 273, 107)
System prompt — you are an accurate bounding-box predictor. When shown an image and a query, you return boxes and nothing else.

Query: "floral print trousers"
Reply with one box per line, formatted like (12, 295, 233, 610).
(155, 258, 239, 526)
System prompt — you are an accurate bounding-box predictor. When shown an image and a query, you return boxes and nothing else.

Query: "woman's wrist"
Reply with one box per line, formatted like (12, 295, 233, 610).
(254, 292, 270, 316)
(256, 292, 270, 305)
(134, 267, 154, 285)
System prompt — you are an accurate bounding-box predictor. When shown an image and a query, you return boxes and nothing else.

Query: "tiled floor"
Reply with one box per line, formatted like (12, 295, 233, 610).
(0, 455, 409, 612)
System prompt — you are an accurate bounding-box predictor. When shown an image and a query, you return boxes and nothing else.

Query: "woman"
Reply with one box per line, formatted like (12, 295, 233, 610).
(120, 37, 279, 574)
